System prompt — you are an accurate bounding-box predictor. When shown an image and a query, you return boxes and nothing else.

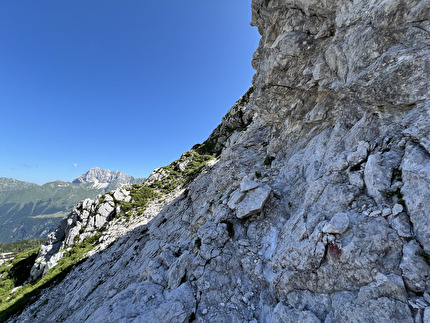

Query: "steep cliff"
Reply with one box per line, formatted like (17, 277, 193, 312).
(7, 0, 430, 322)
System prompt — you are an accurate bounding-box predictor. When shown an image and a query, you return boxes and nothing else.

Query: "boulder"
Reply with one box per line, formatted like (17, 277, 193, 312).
(322, 213, 349, 234)
(229, 184, 271, 219)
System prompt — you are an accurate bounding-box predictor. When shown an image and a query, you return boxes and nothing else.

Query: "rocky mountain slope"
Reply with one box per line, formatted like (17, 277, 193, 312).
(73, 167, 144, 191)
(4, 0, 430, 322)
(0, 169, 143, 243)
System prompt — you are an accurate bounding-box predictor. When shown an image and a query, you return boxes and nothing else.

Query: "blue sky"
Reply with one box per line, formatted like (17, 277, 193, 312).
(0, 1, 260, 184)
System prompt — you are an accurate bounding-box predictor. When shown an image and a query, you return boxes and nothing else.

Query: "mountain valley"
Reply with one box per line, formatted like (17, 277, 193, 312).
(0, 168, 143, 243)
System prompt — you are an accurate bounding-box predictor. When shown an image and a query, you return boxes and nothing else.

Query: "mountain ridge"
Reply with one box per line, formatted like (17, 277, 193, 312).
(0, 168, 144, 243)
(73, 167, 144, 190)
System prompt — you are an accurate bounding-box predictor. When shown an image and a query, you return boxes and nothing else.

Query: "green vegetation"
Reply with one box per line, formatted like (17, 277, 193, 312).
(0, 247, 40, 322)
(0, 238, 46, 321)
(0, 239, 45, 254)
(391, 168, 402, 183)
(131, 186, 158, 205)
(0, 179, 103, 243)
(0, 148, 214, 320)
(196, 138, 219, 156)
(148, 151, 213, 195)
(0, 248, 39, 288)
(195, 87, 254, 157)
(379, 187, 405, 206)
(380, 187, 402, 199)
(0, 234, 101, 322)
(264, 156, 275, 166)
(118, 185, 159, 214)
(111, 150, 213, 220)
(98, 194, 106, 204)
(241, 85, 254, 104)
(349, 162, 363, 171)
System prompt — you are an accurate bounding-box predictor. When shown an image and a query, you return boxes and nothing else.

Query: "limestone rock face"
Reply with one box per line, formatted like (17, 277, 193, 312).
(322, 212, 349, 234)
(228, 177, 272, 219)
(401, 143, 430, 253)
(29, 187, 155, 280)
(73, 167, 144, 190)
(400, 241, 430, 293)
(11, 1, 430, 322)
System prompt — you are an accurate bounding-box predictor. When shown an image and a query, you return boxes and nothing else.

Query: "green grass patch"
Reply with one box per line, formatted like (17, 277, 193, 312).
(0, 234, 100, 322)
(0, 247, 41, 321)
(0, 239, 45, 254)
(264, 156, 275, 166)
(148, 150, 213, 195)
(118, 185, 160, 215)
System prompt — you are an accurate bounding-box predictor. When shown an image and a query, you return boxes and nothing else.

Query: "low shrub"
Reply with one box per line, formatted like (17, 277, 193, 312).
(264, 156, 275, 166)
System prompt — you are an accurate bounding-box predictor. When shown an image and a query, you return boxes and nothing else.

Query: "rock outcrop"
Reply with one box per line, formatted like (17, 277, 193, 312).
(28, 188, 131, 280)
(8, 0, 430, 322)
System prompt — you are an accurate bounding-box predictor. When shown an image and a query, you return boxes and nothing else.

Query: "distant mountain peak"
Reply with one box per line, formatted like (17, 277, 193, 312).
(73, 167, 142, 190)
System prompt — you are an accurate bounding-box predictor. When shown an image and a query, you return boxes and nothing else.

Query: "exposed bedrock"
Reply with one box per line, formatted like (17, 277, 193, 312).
(11, 0, 430, 322)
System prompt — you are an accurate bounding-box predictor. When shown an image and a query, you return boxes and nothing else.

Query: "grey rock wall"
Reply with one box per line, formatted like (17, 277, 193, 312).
(11, 0, 430, 322)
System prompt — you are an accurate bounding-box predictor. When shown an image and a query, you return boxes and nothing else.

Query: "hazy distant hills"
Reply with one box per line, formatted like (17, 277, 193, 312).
(0, 168, 144, 243)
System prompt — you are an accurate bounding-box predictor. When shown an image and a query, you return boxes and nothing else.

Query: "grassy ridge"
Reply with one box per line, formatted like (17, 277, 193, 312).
(148, 150, 214, 194)
(0, 239, 46, 254)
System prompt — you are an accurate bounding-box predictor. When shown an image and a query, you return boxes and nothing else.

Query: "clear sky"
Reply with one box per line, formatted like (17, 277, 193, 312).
(0, 1, 260, 185)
